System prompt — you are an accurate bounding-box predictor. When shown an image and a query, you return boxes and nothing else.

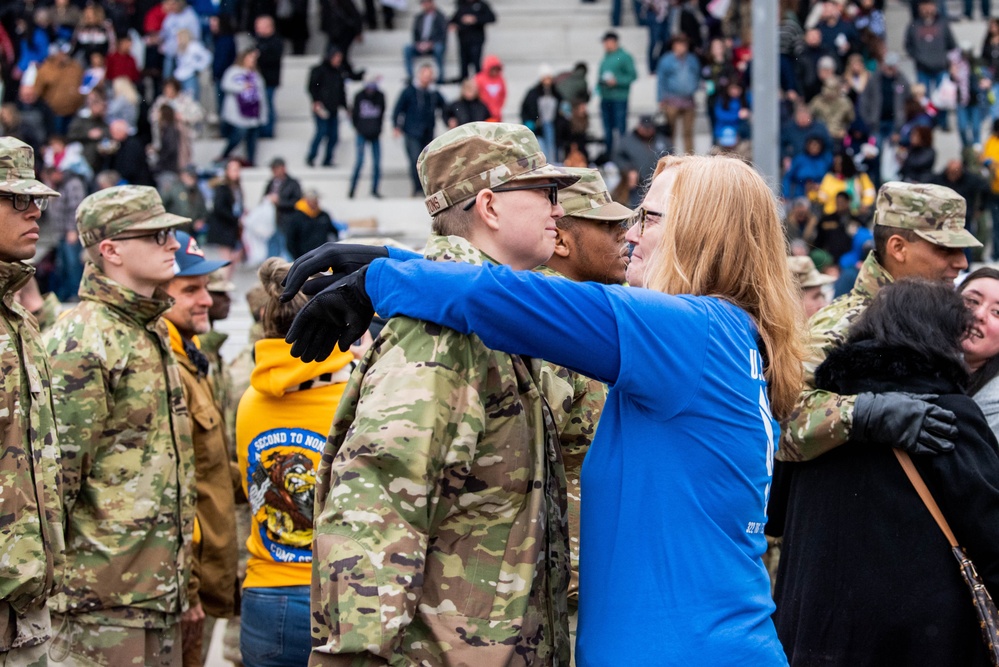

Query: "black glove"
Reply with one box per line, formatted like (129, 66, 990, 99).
(285, 267, 375, 362)
(852, 392, 958, 456)
(280, 243, 388, 302)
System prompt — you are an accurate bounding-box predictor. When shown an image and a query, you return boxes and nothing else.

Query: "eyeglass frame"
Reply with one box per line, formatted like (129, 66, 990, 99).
(0, 193, 50, 212)
(630, 206, 663, 236)
(461, 182, 560, 211)
(110, 228, 177, 246)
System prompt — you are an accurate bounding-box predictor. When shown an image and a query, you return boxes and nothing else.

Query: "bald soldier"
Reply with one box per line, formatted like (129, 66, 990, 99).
(0, 137, 64, 666)
(781, 182, 978, 463)
(297, 122, 579, 666)
(44, 186, 195, 667)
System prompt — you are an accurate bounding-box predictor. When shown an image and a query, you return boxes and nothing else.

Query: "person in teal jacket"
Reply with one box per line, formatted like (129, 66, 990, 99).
(597, 31, 637, 155)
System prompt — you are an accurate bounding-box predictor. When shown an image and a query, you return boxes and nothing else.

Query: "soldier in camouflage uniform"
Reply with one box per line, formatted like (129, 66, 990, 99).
(536, 167, 631, 665)
(0, 137, 64, 667)
(780, 182, 977, 463)
(44, 186, 195, 667)
(309, 122, 579, 666)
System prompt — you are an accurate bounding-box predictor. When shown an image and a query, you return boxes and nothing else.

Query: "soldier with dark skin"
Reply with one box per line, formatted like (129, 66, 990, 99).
(538, 167, 632, 662)
(0, 137, 64, 667)
(44, 186, 195, 667)
(780, 182, 977, 463)
(287, 122, 580, 666)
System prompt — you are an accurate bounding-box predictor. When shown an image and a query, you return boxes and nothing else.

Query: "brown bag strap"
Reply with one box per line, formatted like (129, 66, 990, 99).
(893, 449, 959, 548)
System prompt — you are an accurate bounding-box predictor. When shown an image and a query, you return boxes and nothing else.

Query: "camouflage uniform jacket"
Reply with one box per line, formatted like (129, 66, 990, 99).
(311, 235, 571, 667)
(779, 251, 893, 462)
(166, 322, 239, 620)
(536, 265, 606, 602)
(0, 260, 64, 649)
(45, 264, 195, 628)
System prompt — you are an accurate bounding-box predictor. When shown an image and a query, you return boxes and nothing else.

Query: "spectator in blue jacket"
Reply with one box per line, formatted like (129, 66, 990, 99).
(782, 133, 833, 199)
(712, 80, 751, 149)
(393, 64, 446, 195)
(656, 36, 701, 155)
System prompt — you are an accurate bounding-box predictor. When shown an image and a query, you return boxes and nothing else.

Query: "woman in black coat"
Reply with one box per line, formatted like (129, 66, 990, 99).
(206, 157, 243, 273)
(770, 279, 999, 667)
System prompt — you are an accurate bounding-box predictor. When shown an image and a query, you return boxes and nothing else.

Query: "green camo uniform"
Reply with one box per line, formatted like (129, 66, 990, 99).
(44, 187, 195, 639)
(780, 181, 980, 461)
(0, 137, 63, 666)
(311, 235, 571, 667)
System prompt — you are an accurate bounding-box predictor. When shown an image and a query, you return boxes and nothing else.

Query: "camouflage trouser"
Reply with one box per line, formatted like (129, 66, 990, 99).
(46, 615, 181, 667)
(0, 602, 52, 666)
(0, 643, 49, 667)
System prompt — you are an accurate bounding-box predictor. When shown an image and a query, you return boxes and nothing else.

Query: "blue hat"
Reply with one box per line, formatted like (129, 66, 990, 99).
(173, 231, 229, 277)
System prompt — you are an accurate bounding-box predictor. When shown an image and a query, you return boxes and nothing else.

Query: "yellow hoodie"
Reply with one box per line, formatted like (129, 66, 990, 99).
(235, 337, 354, 589)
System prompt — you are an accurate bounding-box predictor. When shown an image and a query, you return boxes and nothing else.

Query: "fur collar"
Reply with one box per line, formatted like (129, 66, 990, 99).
(815, 340, 968, 396)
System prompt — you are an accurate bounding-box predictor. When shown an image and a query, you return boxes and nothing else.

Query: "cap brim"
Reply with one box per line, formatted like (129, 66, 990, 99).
(508, 163, 581, 189)
(566, 200, 634, 222)
(176, 258, 231, 277)
(914, 228, 983, 249)
(128, 211, 192, 233)
(1, 179, 60, 197)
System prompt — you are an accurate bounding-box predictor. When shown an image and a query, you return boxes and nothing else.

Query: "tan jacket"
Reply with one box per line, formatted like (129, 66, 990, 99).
(33, 57, 85, 117)
(166, 320, 240, 619)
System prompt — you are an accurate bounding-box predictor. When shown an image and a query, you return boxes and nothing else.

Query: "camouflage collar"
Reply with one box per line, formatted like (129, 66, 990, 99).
(423, 234, 500, 266)
(536, 265, 566, 279)
(78, 263, 174, 327)
(197, 329, 228, 356)
(852, 250, 894, 300)
(0, 260, 35, 299)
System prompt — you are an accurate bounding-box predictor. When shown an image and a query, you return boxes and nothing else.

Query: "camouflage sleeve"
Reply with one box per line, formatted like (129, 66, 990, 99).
(312, 335, 486, 662)
(45, 322, 111, 512)
(778, 317, 855, 462)
(560, 374, 605, 456)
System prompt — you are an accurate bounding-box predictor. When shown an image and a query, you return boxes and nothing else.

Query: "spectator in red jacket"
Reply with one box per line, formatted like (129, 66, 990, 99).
(105, 34, 141, 83)
(474, 54, 506, 121)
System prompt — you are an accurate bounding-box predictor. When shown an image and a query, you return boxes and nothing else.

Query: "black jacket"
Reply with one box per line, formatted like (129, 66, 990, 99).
(263, 176, 302, 229)
(108, 135, 154, 187)
(308, 60, 348, 116)
(286, 207, 337, 259)
(321, 0, 363, 43)
(409, 8, 447, 46)
(351, 86, 385, 140)
(520, 82, 567, 139)
(254, 34, 284, 87)
(207, 183, 242, 249)
(770, 341, 999, 667)
(443, 97, 490, 127)
(449, 1, 495, 41)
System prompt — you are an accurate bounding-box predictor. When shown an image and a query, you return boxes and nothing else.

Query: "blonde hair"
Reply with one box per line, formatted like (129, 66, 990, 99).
(258, 258, 307, 338)
(642, 155, 806, 420)
(111, 77, 139, 106)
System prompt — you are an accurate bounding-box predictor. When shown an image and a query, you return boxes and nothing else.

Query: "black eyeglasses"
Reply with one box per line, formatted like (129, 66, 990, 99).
(0, 193, 49, 212)
(629, 207, 663, 236)
(461, 182, 560, 211)
(112, 228, 176, 246)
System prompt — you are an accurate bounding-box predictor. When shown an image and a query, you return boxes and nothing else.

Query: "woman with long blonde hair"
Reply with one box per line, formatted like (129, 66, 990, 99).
(282, 154, 806, 664)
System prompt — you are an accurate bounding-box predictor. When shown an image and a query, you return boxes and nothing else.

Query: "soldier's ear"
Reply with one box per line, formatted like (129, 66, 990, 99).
(476, 189, 502, 232)
(97, 238, 125, 266)
(551, 228, 572, 258)
(883, 234, 909, 268)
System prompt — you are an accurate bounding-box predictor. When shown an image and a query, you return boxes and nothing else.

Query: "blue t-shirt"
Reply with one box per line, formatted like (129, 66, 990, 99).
(367, 258, 788, 666)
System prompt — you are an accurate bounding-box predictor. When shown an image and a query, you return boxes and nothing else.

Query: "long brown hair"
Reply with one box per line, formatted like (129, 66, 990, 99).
(642, 155, 806, 420)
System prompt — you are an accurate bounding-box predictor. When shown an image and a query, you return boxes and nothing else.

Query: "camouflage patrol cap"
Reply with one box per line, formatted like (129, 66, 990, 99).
(873, 181, 980, 248)
(558, 167, 633, 221)
(0, 137, 59, 197)
(418, 122, 580, 216)
(77, 185, 191, 247)
(788, 255, 835, 288)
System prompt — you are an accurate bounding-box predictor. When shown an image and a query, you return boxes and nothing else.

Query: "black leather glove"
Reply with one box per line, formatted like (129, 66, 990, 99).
(280, 243, 388, 302)
(852, 392, 958, 456)
(285, 267, 375, 362)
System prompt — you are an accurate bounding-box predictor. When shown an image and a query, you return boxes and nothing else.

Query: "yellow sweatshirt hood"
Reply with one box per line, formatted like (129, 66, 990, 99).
(250, 337, 354, 397)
